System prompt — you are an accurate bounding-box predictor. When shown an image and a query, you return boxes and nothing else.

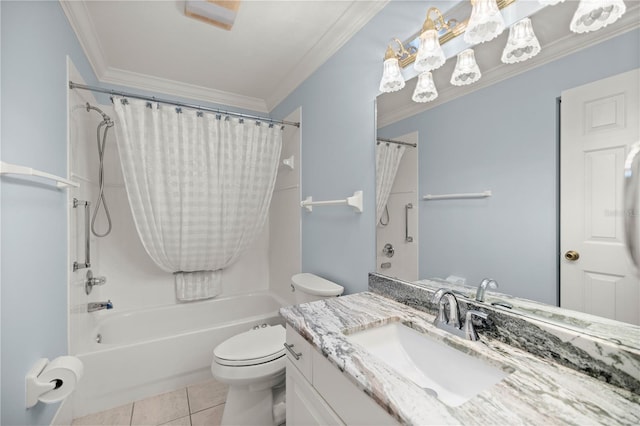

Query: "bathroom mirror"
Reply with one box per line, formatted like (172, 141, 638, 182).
(375, 1, 640, 326)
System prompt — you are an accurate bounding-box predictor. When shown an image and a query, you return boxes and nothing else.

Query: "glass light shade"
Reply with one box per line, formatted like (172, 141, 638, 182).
(501, 18, 542, 64)
(464, 0, 505, 44)
(379, 57, 405, 93)
(538, 0, 565, 5)
(450, 49, 481, 86)
(570, 0, 626, 33)
(412, 72, 439, 103)
(414, 29, 446, 72)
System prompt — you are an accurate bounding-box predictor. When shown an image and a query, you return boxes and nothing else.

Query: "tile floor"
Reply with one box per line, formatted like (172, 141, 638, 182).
(71, 379, 229, 426)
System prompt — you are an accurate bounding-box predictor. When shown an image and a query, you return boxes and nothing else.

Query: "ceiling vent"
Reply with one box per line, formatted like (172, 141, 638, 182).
(185, 0, 240, 31)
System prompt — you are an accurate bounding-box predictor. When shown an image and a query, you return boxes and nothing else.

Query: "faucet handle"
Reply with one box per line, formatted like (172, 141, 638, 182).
(85, 270, 107, 295)
(464, 310, 488, 341)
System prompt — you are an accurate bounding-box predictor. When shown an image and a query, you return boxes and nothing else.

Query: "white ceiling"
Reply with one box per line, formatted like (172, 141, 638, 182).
(61, 0, 389, 112)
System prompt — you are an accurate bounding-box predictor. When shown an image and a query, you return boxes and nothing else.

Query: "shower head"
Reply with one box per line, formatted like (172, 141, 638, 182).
(86, 102, 114, 127)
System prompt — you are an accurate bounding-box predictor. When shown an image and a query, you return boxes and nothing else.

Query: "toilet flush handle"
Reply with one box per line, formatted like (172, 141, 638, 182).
(284, 343, 302, 360)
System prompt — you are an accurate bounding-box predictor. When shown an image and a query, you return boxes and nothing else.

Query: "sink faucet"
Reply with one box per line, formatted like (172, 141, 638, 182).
(476, 278, 498, 302)
(432, 288, 488, 341)
(88, 300, 113, 313)
(432, 288, 461, 328)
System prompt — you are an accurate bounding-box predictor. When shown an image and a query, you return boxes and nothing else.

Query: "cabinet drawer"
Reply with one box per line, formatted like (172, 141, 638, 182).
(285, 325, 312, 381)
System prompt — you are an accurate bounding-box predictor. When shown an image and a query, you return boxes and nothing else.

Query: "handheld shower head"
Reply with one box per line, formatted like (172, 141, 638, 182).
(86, 102, 114, 126)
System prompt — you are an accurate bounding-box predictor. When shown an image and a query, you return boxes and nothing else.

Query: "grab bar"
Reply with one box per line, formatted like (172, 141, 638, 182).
(405, 203, 414, 242)
(73, 198, 91, 271)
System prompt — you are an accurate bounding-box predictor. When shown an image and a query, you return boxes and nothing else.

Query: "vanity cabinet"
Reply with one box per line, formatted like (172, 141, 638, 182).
(285, 325, 397, 426)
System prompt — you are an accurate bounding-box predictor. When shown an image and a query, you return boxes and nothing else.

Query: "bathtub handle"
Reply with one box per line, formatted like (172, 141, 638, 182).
(284, 343, 302, 360)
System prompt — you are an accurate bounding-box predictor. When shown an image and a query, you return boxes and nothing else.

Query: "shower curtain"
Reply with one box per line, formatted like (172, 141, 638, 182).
(376, 142, 406, 224)
(112, 98, 282, 301)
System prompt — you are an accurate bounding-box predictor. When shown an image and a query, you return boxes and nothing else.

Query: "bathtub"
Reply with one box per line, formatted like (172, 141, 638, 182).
(72, 291, 286, 418)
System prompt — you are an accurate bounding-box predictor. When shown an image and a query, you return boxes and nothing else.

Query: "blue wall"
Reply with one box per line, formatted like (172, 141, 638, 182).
(378, 30, 640, 304)
(271, 1, 429, 294)
(1, 1, 97, 424)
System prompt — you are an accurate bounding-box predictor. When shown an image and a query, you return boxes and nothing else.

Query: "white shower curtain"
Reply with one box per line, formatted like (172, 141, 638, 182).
(112, 98, 282, 301)
(376, 142, 406, 224)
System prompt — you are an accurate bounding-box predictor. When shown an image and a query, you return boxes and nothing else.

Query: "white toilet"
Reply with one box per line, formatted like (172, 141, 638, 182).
(211, 273, 344, 426)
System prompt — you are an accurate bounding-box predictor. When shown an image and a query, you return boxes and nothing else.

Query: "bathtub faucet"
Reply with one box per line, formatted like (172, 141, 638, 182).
(88, 300, 113, 313)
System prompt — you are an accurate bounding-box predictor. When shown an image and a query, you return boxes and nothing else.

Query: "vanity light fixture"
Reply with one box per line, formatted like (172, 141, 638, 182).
(501, 18, 541, 64)
(414, 8, 453, 72)
(464, 0, 506, 44)
(569, 0, 627, 33)
(379, 39, 412, 93)
(451, 49, 482, 86)
(412, 72, 439, 103)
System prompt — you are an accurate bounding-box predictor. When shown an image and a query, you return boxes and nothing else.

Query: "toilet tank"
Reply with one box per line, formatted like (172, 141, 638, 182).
(291, 273, 344, 304)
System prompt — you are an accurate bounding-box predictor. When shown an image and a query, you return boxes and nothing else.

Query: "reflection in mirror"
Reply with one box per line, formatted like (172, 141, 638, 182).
(375, 1, 640, 326)
(375, 134, 418, 282)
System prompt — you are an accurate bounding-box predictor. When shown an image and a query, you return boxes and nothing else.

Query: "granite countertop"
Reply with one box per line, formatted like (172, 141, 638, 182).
(280, 292, 640, 425)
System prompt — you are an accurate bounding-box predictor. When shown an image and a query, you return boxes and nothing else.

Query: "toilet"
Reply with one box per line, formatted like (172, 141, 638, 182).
(211, 273, 344, 426)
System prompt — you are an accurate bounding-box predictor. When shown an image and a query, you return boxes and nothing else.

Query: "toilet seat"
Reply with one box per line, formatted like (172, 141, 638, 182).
(214, 324, 286, 367)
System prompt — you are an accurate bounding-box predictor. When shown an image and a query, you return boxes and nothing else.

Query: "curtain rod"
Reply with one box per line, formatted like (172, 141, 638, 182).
(377, 137, 417, 148)
(69, 82, 300, 128)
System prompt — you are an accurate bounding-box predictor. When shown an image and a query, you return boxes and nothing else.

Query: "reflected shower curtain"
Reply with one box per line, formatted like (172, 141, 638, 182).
(112, 98, 282, 301)
(376, 142, 406, 224)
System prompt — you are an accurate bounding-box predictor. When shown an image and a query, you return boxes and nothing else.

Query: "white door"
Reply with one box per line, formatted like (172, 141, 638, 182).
(561, 68, 640, 325)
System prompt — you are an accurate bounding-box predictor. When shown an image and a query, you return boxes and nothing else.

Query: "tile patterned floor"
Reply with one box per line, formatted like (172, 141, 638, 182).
(71, 379, 228, 426)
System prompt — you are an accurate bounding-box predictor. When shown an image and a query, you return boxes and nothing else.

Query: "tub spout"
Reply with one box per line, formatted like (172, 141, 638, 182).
(88, 300, 113, 313)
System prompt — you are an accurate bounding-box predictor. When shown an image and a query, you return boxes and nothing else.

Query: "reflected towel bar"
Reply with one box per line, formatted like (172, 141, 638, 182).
(301, 190, 363, 213)
(423, 191, 492, 200)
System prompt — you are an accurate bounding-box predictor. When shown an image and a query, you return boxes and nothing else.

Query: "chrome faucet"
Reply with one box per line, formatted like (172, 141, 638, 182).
(476, 278, 498, 302)
(88, 300, 113, 313)
(432, 288, 488, 341)
(432, 288, 461, 328)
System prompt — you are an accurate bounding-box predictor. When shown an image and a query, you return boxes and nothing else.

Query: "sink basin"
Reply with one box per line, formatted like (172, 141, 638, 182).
(345, 322, 510, 407)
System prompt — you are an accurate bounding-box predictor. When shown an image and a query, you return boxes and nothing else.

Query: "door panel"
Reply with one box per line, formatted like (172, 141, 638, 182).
(561, 68, 640, 325)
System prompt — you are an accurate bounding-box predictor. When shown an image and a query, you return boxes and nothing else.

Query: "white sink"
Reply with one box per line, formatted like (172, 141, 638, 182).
(345, 322, 510, 407)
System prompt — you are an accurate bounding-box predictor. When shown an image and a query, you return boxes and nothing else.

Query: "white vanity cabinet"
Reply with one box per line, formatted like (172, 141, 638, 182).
(285, 325, 397, 426)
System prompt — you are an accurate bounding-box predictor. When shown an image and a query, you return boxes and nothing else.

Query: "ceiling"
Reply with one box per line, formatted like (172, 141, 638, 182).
(61, 0, 389, 113)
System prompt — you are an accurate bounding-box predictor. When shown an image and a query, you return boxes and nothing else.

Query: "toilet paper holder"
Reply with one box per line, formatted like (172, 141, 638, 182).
(26, 357, 83, 408)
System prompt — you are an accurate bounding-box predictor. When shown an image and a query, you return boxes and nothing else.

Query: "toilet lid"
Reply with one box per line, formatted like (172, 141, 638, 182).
(291, 273, 344, 297)
(214, 324, 286, 367)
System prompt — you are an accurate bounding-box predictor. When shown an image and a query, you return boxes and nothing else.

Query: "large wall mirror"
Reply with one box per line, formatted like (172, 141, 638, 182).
(375, 1, 640, 325)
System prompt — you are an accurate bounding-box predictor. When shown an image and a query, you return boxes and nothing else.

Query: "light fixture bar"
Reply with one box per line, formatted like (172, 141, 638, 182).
(399, 0, 517, 68)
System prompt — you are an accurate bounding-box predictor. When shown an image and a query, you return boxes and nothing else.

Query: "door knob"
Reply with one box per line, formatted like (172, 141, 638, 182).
(564, 250, 580, 261)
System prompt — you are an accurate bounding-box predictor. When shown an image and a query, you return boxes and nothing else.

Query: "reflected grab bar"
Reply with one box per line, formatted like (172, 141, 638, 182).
(73, 198, 91, 271)
(405, 203, 413, 242)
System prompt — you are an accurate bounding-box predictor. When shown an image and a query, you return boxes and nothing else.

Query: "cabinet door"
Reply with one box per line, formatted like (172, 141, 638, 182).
(286, 359, 345, 426)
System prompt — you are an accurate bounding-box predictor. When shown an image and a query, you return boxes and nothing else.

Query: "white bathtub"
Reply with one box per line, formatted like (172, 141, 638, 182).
(72, 291, 286, 418)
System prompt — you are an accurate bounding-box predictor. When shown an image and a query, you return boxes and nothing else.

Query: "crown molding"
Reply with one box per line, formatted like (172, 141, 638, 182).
(59, 0, 108, 78)
(60, 0, 267, 112)
(100, 67, 269, 113)
(378, 8, 640, 129)
(265, 0, 390, 111)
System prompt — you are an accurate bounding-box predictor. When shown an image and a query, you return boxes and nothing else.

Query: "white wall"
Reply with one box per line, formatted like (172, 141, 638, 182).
(269, 108, 302, 305)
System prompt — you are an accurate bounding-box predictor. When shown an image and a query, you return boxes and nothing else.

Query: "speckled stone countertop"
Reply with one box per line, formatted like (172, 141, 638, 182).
(280, 292, 640, 425)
